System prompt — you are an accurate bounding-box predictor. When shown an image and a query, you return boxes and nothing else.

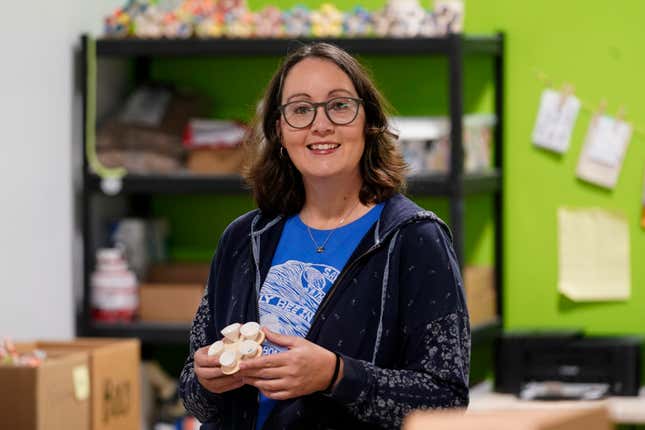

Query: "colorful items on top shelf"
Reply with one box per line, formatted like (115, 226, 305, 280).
(434, 0, 464, 34)
(384, 0, 427, 38)
(254, 6, 284, 38)
(225, 7, 255, 38)
(344, 6, 373, 37)
(195, 13, 224, 38)
(310, 4, 344, 38)
(282, 5, 311, 38)
(104, 0, 464, 39)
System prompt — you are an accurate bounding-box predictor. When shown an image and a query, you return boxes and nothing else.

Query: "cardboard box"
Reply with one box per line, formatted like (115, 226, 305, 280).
(403, 407, 613, 430)
(36, 339, 141, 430)
(139, 283, 204, 322)
(147, 262, 210, 284)
(0, 346, 90, 430)
(464, 265, 497, 326)
(141, 262, 207, 323)
(187, 146, 244, 174)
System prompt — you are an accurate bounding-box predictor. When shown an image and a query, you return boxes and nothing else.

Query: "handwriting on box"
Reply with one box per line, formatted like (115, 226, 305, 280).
(103, 379, 131, 423)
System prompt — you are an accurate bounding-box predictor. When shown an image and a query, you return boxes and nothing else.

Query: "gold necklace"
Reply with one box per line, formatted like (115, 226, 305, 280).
(305, 200, 361, 253)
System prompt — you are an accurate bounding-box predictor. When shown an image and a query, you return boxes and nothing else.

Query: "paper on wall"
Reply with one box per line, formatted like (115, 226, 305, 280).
(532, 89, 580, 153)
(576, 115, 632, 189)
(558, 207, 630, 301)
(586, 115, 632, 167)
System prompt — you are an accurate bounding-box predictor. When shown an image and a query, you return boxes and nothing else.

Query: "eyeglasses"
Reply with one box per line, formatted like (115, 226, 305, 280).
(278, 97, 363, 129)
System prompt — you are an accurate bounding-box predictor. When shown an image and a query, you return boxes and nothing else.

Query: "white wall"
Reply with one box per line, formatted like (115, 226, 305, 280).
(0, 0, 122, 340)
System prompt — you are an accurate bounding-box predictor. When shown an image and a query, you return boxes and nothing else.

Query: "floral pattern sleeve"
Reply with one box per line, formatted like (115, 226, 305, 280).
(330, 312, 470, 428)
(178, 289, 226, 424)
(179, 226, 235, 425)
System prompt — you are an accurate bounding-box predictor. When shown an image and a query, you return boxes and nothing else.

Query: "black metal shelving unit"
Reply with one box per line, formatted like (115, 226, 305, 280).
(96, 35, 502, 57)
(85, 170, 501, 195)
(88, 316, 502, 346)
(79, 33, 505, 346)
(90, 321, 191, 345)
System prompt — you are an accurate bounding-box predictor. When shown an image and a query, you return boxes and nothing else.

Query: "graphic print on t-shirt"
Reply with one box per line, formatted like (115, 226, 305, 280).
(260, 260, 339, 355)
(254, 203, 383, 430)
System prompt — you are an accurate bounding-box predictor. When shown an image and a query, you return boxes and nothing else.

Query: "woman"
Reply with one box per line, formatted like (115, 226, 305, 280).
(179, 43, 470, 430)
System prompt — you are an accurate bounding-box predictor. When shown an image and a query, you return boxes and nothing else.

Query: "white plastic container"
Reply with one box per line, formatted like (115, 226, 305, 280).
(90, 248, 139, 322)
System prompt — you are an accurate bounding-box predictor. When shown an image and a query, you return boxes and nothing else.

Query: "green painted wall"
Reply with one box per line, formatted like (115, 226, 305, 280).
(465, 0, 645, 335)
(148, 0, 644, 336)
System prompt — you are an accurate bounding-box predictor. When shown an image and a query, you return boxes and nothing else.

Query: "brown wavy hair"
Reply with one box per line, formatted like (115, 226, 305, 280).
(243, 42, 407, 217)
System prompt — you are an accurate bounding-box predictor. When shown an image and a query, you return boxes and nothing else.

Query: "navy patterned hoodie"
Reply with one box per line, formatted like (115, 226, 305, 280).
(180, 193, 470, 429)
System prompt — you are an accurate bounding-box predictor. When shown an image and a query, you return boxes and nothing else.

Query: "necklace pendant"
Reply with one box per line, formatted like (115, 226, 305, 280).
(316, 246, 325, 253)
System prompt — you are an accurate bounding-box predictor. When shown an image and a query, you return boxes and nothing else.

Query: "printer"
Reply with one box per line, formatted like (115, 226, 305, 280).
(494, 331, 642, 399)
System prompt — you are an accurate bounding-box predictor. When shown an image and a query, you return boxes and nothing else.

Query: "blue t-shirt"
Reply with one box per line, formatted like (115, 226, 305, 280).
(255, 203, 383, 429)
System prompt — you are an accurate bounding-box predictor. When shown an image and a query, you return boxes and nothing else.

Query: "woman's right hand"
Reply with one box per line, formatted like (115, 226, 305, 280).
(194, 345, 245, 394)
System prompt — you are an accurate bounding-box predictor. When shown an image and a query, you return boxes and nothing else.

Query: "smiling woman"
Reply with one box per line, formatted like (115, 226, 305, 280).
(244, 43, 406, 218)
(179, 43, 471, 430)
(277, 57, 368, 201)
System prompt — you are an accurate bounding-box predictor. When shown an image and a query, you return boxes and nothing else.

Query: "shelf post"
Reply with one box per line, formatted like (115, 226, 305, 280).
(79, 34, 91, 336)
(134, 57, 151, 85)
(448, 34, 464, 268)
(493, 32, 505, 321)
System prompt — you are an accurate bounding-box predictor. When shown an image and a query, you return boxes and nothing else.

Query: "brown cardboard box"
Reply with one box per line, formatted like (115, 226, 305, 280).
(147, 262, 210, 284)
(0, 346, 91, 430)
(36, 339, 141, 430)
(139, 283, 204, 322)
(142, 262, 208, 323)
(403, 407, 613, 430)
(463, 265, 497, 326)
(187, 146, 244, 174)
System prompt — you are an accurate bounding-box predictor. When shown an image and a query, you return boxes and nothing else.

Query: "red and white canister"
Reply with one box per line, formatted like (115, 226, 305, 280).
(90, 248, 138, 322)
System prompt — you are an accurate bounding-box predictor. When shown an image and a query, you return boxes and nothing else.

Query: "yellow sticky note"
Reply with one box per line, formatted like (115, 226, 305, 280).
(73, 365, 90, 401)
(558, 207, 630, 301)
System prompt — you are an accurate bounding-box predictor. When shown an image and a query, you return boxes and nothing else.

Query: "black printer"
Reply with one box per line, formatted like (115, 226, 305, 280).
(494, 331, 642, 399)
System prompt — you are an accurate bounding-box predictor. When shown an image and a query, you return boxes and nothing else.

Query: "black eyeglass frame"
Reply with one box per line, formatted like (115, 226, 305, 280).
(278, 97, 364, 129)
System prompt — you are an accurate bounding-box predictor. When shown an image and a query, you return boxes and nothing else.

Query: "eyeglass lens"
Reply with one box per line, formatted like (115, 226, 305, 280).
(282, 97, 360, 128)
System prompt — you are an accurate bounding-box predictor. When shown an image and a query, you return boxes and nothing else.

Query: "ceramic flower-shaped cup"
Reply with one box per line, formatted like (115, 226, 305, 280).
(208, 322, 266, 375)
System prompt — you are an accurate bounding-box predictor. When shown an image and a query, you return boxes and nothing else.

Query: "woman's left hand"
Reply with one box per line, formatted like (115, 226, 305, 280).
(239, 328, 338, 400)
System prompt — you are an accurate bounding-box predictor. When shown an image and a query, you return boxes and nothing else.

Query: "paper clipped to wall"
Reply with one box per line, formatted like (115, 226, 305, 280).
(576, 115, 632, 189)
(558, 207, 630, 301)
(532, 89, 580, 153)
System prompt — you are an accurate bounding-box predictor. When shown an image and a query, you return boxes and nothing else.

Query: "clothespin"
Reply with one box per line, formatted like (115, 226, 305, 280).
(612, 105, 633, 138)
(587, 99, 608, 129)
(594, 99, 608, 120)
(597, 99, 608, 115)
(558, 83, 575, 110)
(613, 106, 627, 135)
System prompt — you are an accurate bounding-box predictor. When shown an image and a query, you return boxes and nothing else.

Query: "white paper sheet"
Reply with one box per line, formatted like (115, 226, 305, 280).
(586, 116, 632, 167)
(532, 89, 580, 153)
(576, 115, 632, 189)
